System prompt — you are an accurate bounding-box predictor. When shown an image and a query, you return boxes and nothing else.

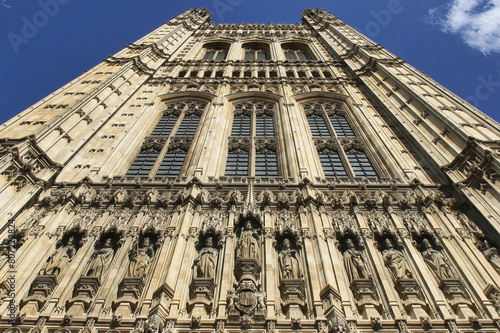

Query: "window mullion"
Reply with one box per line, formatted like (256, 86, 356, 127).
(250, 109, 257, 177)
(148, 140, 171, 178)
(150, 110, 184, 177)
(339, 146, 356, 178)
(323, 108, 337, 138)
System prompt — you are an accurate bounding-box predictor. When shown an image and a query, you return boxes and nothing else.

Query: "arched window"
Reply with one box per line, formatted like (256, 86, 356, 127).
(126, 147, 160, 177)
(226, 101, 279, 178)
(157, 148, 187, 177)
(242, 42, 270, 60)
(225, 148, 249, 177)
(305, 101, 379, 179)
(255, 148, 278, 177)
(318, 149, 347, 178)
(282, 42, 314, 61)
(201, 42, 230, 61)
(346, 149, 378, 178)
(125, 100, 207, 177)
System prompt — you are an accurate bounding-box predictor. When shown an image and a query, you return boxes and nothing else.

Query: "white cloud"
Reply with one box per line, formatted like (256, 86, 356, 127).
(427, 0, 500, 54)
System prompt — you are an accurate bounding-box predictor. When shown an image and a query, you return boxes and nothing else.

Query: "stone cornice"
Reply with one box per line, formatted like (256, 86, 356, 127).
(104, 56, 156, 75)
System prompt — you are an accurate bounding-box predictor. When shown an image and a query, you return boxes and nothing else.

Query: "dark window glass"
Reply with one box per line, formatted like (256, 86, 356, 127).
(285, 52, 296, 61)
(176, 114, 200, 136)
(297, 51, 308, 60)
(215, 51, 226, 60)
(256, 114, 274, 137)
(157, 148, 187, 177)
(319, 149, 347, 178)
(203, 51, 214, 60)
(329, 114, 355, 137)
(151, 114, 177, 137)
(231, 114, 251, 136)
(255, 148, 278, 177)
(245, 52, 255, 60)
(225, 148, 249, 177)
(307, 114, 331, 137)
(346, 149, 378, 178)
(257, 51, 267, 60)
(126, 147, 160, 176)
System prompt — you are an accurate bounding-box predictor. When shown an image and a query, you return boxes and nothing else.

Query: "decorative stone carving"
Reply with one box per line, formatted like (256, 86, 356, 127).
(85, 237, 115, 279)
(236, 220, 260, 262)
(40, 236, 77, 277)
(194, 237, 218, 279)
(476, 239, 500, 274)
(381, 238, 412, 283)
(342, 238, 369, 281)
(420, 238, 457, 281)
(127, 237, 155, 279)
(278, 238, 300, 280)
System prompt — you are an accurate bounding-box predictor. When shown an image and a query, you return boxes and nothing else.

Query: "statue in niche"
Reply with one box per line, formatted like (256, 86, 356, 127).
(421, 238, 456, 280)
(127, 237, 154, 279)
(40, 236, 77, 277)
(382, 238, 412, 283)
(85, 237, 115, 280)
(343, 238, 369, 281)
(236, 221, 259, 261)
(278, 238, 300, 280)
(478, 240, 500, 274)
(193, 237, 218, 279)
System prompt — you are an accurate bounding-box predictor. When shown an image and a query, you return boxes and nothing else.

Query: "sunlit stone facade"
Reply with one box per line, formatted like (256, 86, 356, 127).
(1, 8, 500, 333)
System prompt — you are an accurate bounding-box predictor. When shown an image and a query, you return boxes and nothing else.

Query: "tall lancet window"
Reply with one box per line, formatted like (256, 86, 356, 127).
(125, 100, 207, 178)
(157, 147, 188, 177)
(346, 149, 378, 178)
(302, 101, 379, 179)
(318, 149, 348, 178)
(255, 147, 278, 177)
(126, 147, 161, 177)
(225, 100, 279, 178)
(225, 148, 250, 177)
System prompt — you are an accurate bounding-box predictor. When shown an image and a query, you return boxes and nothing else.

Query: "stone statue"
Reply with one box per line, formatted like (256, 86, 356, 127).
(194, 237, 218, 279)
(382, 238, 412, 282)
(85, 238, 115, 280)
(421, 238, 456, 280)
(127, 237, 154, 279)
(236, 221, 259, 261)
(343, 238, 369, 281)
(278, 238, 300, 280)
(480, 240, 500, 274)
(227, 289, 238, 312)
(40, 236, 76, 277)
(256, 292, 266, 310)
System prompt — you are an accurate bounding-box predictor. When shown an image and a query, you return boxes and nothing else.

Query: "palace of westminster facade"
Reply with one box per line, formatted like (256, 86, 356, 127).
(1, 7, 500, 333)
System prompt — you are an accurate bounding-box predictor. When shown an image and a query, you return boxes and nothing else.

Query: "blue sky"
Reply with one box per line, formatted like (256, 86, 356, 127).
(1, 0, 499, 124)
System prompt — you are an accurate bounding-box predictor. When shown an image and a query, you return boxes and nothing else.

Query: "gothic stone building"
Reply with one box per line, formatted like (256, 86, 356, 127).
(1, 8, 500, 333)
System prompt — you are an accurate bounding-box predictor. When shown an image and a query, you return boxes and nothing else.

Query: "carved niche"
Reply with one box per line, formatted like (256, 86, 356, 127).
(188, 213, 224, 317)
(227, 214, 266, 327)
(67, 227, 124, 315)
